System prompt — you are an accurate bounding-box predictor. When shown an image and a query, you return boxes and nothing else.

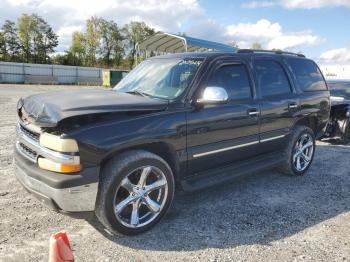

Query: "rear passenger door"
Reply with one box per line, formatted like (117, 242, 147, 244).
(254, 57, 298, 152)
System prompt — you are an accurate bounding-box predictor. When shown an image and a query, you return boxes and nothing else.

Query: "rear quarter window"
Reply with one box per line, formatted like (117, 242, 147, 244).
(287, 58, 327, 91)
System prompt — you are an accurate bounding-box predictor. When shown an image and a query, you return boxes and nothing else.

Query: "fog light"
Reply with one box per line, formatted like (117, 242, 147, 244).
(38, 158, 81, 173)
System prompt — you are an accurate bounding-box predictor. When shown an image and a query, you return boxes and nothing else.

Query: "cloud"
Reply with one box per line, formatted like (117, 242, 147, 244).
(187, 19, 227, 43)
(242, 1, 277, 9)
(282, 0, 350, 9)
(57, 25, 84, 38)
(243, 0, 350, 9)
(319, 48, 350, 64)
(267, 33, 319, 50)
(224, 19, 320, 50)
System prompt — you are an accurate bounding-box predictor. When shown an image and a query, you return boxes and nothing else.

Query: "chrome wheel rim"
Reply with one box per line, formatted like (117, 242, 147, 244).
(113, 166, 168, 228)
(293, 133, 314, 172)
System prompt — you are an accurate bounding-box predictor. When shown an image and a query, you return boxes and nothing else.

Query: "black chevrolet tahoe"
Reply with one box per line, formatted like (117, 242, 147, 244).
(14, 50, 330, 235)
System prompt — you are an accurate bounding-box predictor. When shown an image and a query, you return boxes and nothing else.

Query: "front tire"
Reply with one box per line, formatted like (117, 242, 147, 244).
(95, 150, 175, 235)
(280, 126, 316, 176)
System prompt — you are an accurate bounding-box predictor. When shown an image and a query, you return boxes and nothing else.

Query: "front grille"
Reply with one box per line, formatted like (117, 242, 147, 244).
(18, 142, 38, 161)
(16, 122, 40, 162)
(19, 124, 40, 142)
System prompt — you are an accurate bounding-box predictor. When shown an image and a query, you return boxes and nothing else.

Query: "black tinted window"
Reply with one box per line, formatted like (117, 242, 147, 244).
(288, 58, 327, 91)
(208, 64, 251, 100)
(255, 60, 291, 97)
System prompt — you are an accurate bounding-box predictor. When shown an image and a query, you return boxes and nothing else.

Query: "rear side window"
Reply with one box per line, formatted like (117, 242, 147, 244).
(287, 58, 327, 91)
(255, 60, 291, 97)
(208, 64, 251, 100)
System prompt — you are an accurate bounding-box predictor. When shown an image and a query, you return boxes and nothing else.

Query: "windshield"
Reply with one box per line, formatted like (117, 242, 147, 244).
(328, 81, 350, 99)
(114, 58, 203, 100)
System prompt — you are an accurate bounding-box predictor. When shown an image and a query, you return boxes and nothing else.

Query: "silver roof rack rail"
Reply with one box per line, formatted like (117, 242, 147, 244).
(237, 49, 305, 58)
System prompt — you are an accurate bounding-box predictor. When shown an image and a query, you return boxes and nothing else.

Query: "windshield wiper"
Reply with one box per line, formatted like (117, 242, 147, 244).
(126, 90, 151, 97)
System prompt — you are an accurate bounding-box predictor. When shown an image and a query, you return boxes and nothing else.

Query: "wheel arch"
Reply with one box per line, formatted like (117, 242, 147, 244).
(99, 142, 181, 185)
(293, 116, 318, 136)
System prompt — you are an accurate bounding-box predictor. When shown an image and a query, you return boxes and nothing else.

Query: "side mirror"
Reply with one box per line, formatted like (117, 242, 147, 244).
(196, 86, 229, 104)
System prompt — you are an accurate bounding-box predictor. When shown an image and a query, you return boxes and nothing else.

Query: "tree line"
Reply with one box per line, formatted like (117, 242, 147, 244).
(0, 14, 155, 69)
(0, 14, 58, 65)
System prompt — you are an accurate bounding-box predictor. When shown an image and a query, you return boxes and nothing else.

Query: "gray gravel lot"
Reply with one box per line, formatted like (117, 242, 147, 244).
(0, 84, 349, 262)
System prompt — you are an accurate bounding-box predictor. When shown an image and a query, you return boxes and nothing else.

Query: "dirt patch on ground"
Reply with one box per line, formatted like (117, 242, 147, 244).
(0, 84, 349, 261)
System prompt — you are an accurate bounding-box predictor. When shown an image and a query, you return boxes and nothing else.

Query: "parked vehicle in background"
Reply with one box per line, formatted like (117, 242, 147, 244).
(322, 80, 350, 144)
(14, 50, 330, 235)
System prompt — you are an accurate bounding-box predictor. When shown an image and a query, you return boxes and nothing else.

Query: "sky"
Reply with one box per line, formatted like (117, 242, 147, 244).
(0, 0, 349, 65)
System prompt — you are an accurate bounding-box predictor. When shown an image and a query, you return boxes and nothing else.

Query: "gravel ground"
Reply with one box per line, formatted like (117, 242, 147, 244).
(0, 84, 349, 262)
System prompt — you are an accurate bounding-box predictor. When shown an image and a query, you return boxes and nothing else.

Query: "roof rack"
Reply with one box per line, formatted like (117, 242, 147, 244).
(237, 49, 305, 58)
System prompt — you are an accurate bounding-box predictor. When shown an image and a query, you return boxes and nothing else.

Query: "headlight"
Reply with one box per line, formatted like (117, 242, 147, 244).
(38, 157, 81, 173)
(38, 133, 81, 173)
(39, 133, 79, 153)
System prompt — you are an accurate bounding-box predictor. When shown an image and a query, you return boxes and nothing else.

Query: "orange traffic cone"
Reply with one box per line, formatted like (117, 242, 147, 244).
(48, 231, 74, 262)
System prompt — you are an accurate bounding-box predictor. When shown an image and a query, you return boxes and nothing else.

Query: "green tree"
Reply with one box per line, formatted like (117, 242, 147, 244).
(69, 31, 86, 65)
(31, 15, 41, 63)
(0, 31, 5, 60)
(51, 51, 77, 65)
(31, 14, 58, 63)
(17, 14, 58, 63)
(272, 48, 283, 52)
(86, 16, 101, 66)
(38, 18, 58, 63)
(1, 20, 21, 61)
(99, 19, 123, 67)
(122, 21, 155, 68)
(18, 14, 36, 62)
(251, 42, 263, 50)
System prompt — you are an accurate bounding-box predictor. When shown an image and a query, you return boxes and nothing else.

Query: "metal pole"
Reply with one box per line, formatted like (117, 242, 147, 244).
(22, 63, 25, 83)
(76, 66, 78, 84)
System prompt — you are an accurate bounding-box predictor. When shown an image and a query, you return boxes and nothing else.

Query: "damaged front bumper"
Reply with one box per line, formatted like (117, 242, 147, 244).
(14, 121, 100, 212)
(14, 151, 99, 212)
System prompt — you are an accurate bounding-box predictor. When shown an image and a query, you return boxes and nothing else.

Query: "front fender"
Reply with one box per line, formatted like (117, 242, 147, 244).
(66, 110, 187, 166)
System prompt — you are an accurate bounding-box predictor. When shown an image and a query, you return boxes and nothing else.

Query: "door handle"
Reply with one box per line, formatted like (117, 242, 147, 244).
(288, 103, 298, 110)
(248, 108, 259, 116)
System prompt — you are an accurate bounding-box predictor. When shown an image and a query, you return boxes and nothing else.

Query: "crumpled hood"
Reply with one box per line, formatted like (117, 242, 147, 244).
(18, 89, 168, 127)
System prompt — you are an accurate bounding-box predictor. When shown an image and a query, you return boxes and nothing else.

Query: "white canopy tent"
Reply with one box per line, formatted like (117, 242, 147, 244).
(137, 32, 236, 57)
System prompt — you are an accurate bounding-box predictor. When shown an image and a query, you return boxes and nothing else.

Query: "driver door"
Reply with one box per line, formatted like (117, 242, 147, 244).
(186, 59, 261, 174)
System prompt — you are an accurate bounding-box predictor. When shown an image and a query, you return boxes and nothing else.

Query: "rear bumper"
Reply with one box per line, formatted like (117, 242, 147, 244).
(14, 150, 100, 212)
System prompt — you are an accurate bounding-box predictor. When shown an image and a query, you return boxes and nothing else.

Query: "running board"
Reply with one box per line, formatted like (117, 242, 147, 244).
(181, 152, 284, 192)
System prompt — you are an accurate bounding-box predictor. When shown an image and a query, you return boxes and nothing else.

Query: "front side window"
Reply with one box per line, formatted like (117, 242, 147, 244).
(255, 60, 291, 97)
(207, 64, 252, 100)
(114, 58, 203, 100)
(287, 58, 327, 91)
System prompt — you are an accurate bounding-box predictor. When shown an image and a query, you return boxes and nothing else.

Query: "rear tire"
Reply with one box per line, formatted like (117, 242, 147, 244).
(95, 150, 175, 235)
(279, 126, 316, 176)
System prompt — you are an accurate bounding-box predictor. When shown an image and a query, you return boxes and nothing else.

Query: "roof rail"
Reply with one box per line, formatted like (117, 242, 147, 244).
(237, 49, 305, 58)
